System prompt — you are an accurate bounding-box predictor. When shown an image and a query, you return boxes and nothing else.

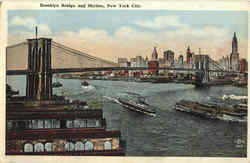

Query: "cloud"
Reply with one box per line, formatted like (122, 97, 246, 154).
(10, 16, 51, 35)
(134, 16, 187, 29)
(62, 28, 110, 42)
(8, 15, 247, 62)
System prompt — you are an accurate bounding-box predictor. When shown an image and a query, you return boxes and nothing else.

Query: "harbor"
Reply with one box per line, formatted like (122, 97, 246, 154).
(5, 9, 248, 158)
(7, 75, 248, 156)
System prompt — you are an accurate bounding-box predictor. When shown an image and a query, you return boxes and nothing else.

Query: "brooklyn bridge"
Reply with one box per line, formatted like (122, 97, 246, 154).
(6, 36, 244, 88)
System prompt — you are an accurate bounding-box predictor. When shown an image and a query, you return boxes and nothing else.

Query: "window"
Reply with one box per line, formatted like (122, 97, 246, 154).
(104, 141, 112, 150)
(7, 121, 12, 130)
(75, 141, 84, 151)
(24, 143, 33, 152)
(32, 120, 38, 129)
(66, 120, 73, 128)
(28, 120, 32, 129)
(45, 142, 52, 152)
(17, 121, 26, 129)
(87, 119, 96, 128)
(85, 141, 94, 151)
(74, 119, 81, 128)
(52, 119, 60, 128)
(96, 120, 100, 127)
(37, 120, 44, 128)
(34, 143, 44, 152)
(80, 119, 86, 128)
(44, 120, 52, 128)
(65, 142, 74, 151)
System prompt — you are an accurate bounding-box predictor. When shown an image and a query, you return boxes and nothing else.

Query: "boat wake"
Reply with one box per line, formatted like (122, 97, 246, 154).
(81, 85, 95, 91)
(103, 96, 122, 105)
(218, 114, 247, 123)
(103, 95, 156, 117)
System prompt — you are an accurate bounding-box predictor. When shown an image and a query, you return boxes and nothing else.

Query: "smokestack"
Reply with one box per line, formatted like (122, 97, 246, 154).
(199, 48, 201, 55)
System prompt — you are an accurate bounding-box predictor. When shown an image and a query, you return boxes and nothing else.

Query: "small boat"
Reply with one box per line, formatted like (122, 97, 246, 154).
(118, 97, 156, 116)
(81, 80, 89, 87)
(6, 84, 19, 98)
(80, 80, 95, 91)
(53, 74, 63, 88)
(52, 81, 63, 88)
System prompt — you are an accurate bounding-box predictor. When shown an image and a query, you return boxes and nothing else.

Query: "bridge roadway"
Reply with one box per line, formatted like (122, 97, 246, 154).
(6, 67, 243, 75)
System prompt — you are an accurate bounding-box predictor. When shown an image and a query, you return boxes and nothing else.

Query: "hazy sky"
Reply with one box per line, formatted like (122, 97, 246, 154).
(8, 10, 248, 62)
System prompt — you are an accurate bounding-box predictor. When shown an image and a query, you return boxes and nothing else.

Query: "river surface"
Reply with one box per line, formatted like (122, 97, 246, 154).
(7, 75, 248, 157)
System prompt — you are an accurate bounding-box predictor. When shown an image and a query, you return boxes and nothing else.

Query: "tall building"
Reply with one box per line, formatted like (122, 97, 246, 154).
(118, 58, 128, 67)
(230, 32, 240, 71)
(163, 50, 175, 66)
(151, 47, 158, 61)
(178, 55, 184, 64)
(186, 46, 193, 64)
(240, 58, 247, 73)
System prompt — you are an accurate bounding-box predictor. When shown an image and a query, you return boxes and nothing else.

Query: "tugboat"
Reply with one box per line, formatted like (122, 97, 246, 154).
(52, 81, 63, 88)
(81, 80, 95, 91)
(118, 97, 156, 117)
(81, 80, 89, 87)
(6, 84, 19, 98)
(53, 75, 63, 88)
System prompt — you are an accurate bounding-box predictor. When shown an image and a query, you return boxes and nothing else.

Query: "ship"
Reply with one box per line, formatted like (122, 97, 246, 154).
(81, 80, 89, 86)
(6, 84, 19, 98)
(175, 100, 247, 122)
(80, 80, 95, 91)
(52, 81, 63, 88)
(118, 97, 156, 117)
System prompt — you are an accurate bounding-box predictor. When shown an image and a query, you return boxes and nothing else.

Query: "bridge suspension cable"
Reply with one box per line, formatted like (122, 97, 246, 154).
(51, 41, 118, 66)
(208, 57, 224, 71)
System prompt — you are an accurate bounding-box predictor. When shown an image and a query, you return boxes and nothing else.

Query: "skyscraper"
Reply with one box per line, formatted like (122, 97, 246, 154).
(230, 32, 240, 71)
(186, 46, 192, 64)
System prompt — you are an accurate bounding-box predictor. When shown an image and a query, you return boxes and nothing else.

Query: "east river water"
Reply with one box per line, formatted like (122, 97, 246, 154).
(7, 75, 248, 157)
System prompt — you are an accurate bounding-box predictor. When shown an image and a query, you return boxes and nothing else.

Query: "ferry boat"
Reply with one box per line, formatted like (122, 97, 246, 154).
(175, 100, 247, 122)
(118, 97, 156, 117)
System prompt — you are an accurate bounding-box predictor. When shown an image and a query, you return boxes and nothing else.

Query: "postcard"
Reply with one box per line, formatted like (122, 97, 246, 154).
(1, 0, 249, 163)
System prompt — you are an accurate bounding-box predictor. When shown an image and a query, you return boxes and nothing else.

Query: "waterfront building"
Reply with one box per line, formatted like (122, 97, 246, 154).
(240, 58, 247, 73)
(135, 56, 147, 67)
(230, 32, 240, 71)
(6, 37, 125, 156)
(118, 58, 129, 67)
(163, 50, 175, 66)
(148, 60, 159, 75)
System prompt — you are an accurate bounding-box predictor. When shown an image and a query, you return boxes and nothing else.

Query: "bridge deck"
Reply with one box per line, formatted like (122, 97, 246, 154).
(6, 67, 243, 75)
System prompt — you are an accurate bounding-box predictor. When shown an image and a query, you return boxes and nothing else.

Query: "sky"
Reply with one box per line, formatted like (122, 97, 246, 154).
(8, 10, 248, 62)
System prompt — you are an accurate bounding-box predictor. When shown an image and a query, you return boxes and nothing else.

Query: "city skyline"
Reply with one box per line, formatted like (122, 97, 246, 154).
(8, 10, 248, 62)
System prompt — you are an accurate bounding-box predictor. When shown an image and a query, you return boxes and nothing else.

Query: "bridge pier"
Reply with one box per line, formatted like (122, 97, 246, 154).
(26, 38, 53, 100)
(194, 55, 209, 87)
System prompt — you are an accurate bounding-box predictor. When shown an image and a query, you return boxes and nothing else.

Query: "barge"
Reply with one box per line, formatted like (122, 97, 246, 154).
(175, 100, 247, 122)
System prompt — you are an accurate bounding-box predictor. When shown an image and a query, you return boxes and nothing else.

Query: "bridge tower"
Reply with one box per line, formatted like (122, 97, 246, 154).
(26, 36, 53, 100)
(194, 55, 209, 87)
